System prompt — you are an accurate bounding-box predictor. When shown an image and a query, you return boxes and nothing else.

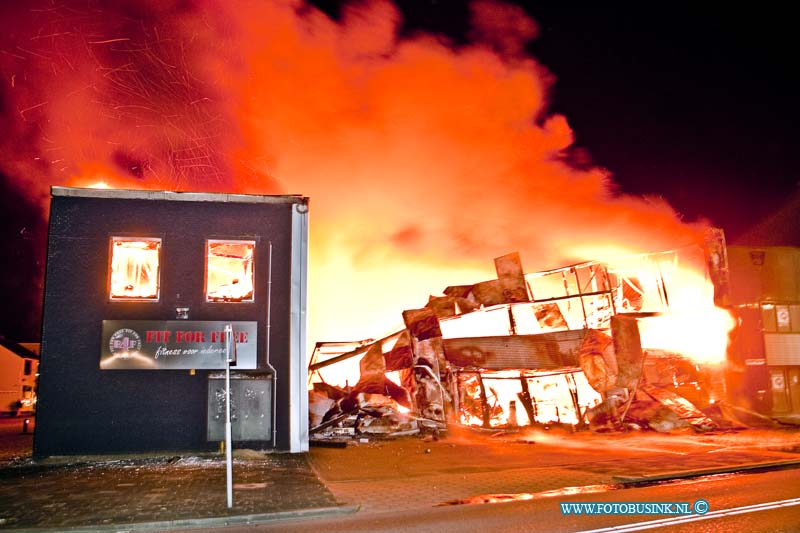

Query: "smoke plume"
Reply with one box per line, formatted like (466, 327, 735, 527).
(0, 0, 706, 341)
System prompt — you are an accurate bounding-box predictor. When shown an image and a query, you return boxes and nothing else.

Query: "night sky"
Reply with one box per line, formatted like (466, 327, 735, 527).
(1, 2, 798, 341)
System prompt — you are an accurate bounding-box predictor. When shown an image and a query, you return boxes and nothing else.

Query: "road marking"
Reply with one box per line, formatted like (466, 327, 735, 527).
(578, 497, 800, 532)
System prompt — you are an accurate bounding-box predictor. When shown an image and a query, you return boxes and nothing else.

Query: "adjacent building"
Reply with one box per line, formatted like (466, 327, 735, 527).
(727, 246, 800, 417)
(0, 338, 39, 415)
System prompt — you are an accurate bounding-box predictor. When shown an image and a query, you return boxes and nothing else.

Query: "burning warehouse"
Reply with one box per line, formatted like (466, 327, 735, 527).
(309, 248, 736, 439)
(34, 187, 309, 457)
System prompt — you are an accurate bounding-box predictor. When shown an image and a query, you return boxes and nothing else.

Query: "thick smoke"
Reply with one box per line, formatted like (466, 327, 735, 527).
(0, 0, 706, 341)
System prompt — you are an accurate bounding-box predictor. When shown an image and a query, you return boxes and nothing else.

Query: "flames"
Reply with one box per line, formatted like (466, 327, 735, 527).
(0, 0, 734, 365)
(109, 238, 161, 300)
(458, 370, 602, 427)
(636, 295, 735, 365)
(605, 250, 735, 364)
(309, 243, 734, 431)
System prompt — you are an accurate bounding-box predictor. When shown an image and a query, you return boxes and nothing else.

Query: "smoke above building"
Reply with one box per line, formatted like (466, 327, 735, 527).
(0, 0, 708, 342)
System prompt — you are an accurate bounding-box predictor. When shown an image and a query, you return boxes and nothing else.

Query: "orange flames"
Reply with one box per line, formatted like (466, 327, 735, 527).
(109, 238, 161, 300)
(0, 1, 731, 361)
(459, 370, 602, 428)
(604, 249, 735, 364)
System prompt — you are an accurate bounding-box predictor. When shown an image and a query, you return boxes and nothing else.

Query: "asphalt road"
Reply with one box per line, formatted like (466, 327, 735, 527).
(4, 418, 799, 531)
(190, 467, 800, 532)
(0, 415, 35, 462)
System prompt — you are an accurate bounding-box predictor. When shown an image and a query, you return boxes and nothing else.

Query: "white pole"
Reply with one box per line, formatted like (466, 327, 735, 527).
(225, 324, 233, 509)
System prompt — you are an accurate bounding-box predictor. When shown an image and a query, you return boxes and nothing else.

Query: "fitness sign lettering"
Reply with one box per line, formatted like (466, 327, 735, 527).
(101, 320, 257, 369)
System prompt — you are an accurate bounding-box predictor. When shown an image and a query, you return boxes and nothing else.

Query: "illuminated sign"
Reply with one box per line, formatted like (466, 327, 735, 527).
(100, 320, 257, 370)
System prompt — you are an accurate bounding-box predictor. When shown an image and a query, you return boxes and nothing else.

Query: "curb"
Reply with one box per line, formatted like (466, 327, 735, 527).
(612, 458, 800, 485)
(6, 505, 360, 533)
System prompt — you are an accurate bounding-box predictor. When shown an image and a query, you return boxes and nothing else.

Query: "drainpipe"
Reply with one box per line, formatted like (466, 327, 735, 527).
(265, 242, 278, 447)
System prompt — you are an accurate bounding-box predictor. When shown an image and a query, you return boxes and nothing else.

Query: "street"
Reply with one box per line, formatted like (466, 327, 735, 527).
(195, 468, 800, 532)
(2, 417, 800, 531)
(0, 415, 35, 463)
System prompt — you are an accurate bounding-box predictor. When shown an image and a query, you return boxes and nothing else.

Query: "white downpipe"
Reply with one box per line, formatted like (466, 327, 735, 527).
(265, 242, 277, 447)
(290, 202, 309, 452)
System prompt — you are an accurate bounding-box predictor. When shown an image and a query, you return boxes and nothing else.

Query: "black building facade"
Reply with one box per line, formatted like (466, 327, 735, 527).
(34, 187, 309, 457)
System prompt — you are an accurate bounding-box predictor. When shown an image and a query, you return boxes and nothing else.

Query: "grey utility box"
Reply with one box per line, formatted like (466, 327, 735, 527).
(207, 373, 274, 442)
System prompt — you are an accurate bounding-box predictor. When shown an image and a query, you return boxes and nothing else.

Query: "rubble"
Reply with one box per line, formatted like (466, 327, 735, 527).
(308, 251, 744, 444)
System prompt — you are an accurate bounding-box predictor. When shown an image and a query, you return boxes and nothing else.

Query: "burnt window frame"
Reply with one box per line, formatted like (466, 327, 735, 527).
(204, 238, 257, 304)
(107, 236, 163, 302)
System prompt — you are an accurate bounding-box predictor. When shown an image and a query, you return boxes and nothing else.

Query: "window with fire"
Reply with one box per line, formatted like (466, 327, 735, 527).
(108, 237, 256, 302)
(205, 240, 255, 302)
(109, 237, 162, 300)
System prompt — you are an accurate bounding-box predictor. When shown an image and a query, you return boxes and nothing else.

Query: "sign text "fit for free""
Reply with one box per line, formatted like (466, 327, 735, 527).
(145, 330, 249, 344)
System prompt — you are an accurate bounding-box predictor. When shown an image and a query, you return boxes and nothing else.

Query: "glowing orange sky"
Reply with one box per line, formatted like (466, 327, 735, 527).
(0, 0, 712, 342)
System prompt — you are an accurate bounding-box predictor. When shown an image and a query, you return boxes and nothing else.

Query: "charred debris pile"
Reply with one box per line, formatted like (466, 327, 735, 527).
(308, 252, 741, 445)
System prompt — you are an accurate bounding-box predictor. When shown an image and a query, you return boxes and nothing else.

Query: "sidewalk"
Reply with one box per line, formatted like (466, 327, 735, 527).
(0, 452, 346, 531)
(1, 418, 800, 531)
(0, 417, 346, 531)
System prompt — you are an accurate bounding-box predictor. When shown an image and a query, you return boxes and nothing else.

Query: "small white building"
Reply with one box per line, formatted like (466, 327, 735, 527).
(0, 338, 39, 415)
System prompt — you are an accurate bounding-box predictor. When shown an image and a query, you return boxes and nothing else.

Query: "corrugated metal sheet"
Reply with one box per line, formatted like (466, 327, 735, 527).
(443, 330, 588, 370)
(764, 333, 800, 365)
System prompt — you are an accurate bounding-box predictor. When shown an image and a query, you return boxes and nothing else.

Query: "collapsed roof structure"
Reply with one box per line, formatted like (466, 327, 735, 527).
(308, 248, 736, 443)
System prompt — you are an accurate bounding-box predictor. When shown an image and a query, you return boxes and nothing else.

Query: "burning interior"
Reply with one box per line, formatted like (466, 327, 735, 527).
(308, 248, 737, 441)
(109, 237, 162, 300)
(206, 240, 256, 302)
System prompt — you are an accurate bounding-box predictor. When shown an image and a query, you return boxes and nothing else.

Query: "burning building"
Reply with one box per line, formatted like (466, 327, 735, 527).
(0, 2, 750, 441)
(34, 186, 309, 457)
(309, 247, 735, 439)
